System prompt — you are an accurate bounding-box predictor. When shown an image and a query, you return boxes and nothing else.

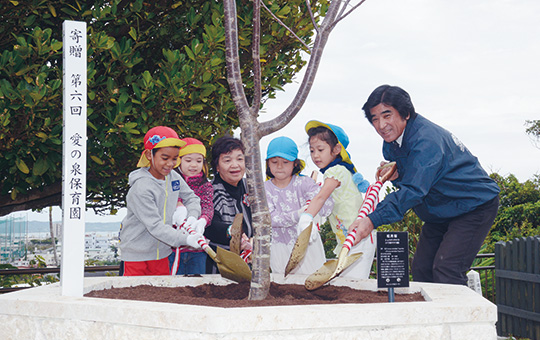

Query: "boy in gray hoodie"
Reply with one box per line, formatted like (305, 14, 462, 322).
(120, 126, 203, 276)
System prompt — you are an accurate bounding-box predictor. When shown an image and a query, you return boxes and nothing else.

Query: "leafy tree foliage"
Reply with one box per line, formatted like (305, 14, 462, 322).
(526, 119, 540, 147)
(0, 0, 314, 216)
(488, 173, 540, 242)
(377, 186, 424, 267)
(373, 174, 540, 258)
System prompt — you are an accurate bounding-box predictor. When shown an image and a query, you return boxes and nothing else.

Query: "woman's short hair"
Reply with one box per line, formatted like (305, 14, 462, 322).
(210, 136, 245, 172)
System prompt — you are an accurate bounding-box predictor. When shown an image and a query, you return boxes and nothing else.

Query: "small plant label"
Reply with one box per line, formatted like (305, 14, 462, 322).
(377, 231, 409, 289)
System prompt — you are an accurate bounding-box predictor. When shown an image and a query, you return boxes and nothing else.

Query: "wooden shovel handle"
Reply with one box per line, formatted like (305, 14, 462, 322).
(377, 161, 397, 183)
(342, 229, 358, 252)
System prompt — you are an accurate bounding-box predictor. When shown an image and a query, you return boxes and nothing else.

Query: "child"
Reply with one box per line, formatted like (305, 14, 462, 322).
(300, 120, 374, 279)
(119, 126, 203, 276)
(264, 136, 334, 275)
(168, 137, 214, 275)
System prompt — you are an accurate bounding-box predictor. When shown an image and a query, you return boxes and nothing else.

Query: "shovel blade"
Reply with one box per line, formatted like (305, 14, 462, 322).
(304, 252, 363, 290)
(216, 246, 252, 283)
(284, 223, 312, 276)
(229, 214, 244, 255)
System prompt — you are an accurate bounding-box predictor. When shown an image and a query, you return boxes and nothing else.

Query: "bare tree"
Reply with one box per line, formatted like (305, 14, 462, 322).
(223, 0, 367, 300)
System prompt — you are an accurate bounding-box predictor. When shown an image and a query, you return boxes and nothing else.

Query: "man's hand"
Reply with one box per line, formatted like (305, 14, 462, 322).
(376, 161, 398, 182)
(348, 217, 374, 246)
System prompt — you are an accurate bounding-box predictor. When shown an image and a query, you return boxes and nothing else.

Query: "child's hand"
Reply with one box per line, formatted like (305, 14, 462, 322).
(185, 232, 203, 250)
(296, 200, 310, 220)
(184, 216, 196, 229)
(296, 213, 318, 243)
(296, 206, 308, 220)
(193, 218, 207, 235)
(173, 206, 187, 227)
(240, 234, 252, 252)
(184, 216, 206, 234)
(179, 223, 203, 250)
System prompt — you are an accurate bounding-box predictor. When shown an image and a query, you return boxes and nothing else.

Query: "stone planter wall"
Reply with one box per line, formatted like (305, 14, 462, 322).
(0, 274, 497, 340)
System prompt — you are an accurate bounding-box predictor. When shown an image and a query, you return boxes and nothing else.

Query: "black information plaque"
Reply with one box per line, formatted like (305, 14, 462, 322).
(377, 231, 409, 288)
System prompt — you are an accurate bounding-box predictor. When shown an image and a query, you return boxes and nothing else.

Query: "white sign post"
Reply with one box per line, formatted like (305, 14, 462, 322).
(61, 20, 87, 297)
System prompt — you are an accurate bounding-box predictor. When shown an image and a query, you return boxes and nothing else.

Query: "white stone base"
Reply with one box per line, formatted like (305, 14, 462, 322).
(0, 274, 497, 340)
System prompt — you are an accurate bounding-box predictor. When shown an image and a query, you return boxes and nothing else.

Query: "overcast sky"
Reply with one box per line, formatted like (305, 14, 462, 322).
(15, 0, 540, 223)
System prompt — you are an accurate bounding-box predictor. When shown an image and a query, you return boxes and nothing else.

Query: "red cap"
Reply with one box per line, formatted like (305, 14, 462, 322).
(137, 126, 186, 167)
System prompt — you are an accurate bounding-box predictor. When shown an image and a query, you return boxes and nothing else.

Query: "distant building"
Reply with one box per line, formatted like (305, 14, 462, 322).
(0, 216, 27, 264)
(85, 233, 110, 250)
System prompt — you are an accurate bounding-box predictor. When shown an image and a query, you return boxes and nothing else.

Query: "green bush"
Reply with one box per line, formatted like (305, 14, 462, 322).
(0, 0, 321, 216)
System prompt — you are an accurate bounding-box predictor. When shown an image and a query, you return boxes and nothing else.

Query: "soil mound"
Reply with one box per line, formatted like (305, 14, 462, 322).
(85, 281, 424, 308)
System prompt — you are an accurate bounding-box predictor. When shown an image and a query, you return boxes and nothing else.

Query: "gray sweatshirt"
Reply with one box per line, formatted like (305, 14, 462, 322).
(119, 167, 201, 261)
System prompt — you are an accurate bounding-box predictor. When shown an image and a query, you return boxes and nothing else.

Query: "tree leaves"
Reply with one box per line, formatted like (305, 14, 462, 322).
(490, 173, 540, 233)
(16, 158, 30, 174)
(0, 0, 319, 216)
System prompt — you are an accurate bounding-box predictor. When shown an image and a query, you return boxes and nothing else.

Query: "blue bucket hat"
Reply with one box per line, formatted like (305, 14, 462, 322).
(266, 136, 298, 161)
(266, 136, 306, 171)
(305, 121, 370, 192)
(305, 120, 355, 171)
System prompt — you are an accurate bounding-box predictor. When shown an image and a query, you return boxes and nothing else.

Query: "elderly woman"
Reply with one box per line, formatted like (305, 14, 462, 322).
(204, 136, 253, 274)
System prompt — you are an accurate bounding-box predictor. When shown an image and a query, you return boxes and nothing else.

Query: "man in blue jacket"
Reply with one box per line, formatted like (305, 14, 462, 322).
(350, 85, 500, 285)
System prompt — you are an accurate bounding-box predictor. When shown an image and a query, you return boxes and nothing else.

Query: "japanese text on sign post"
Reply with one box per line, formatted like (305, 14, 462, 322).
(377, 231, 410, 289)
(61, 20, 87, 297)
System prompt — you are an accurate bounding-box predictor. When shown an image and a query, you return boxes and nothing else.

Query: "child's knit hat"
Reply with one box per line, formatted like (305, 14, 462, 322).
(137, 126, 186, 168)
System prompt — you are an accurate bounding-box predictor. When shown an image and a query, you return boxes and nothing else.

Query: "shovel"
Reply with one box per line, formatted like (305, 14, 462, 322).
(183, 224, 252, 283)
(228, 213, 244, 255)
(283, 171, 322, 276)
(305, 162, 397, 290)
(284, 222, 313, 276)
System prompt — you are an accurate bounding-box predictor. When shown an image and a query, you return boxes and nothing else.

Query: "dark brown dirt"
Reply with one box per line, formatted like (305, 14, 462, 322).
(85, 282, 425, 308)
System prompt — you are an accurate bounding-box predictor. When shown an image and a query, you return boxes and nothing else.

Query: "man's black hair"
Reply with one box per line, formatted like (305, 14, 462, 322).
(362, 85, 417, 124)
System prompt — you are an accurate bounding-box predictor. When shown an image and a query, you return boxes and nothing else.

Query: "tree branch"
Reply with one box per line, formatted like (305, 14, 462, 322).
(305, 0, 320, 34)
(251, 0, 262, 116)
(332, 0, 367, 30)
(259, 0, 344, 136)
(336, 0, 352, 22)
(223, 0, 251, 119)
(0, 183, 62, 217)
(261, 0, 312, 53)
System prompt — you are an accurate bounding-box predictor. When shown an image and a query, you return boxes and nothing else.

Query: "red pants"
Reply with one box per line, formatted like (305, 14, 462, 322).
(123, 257, 171, 276)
